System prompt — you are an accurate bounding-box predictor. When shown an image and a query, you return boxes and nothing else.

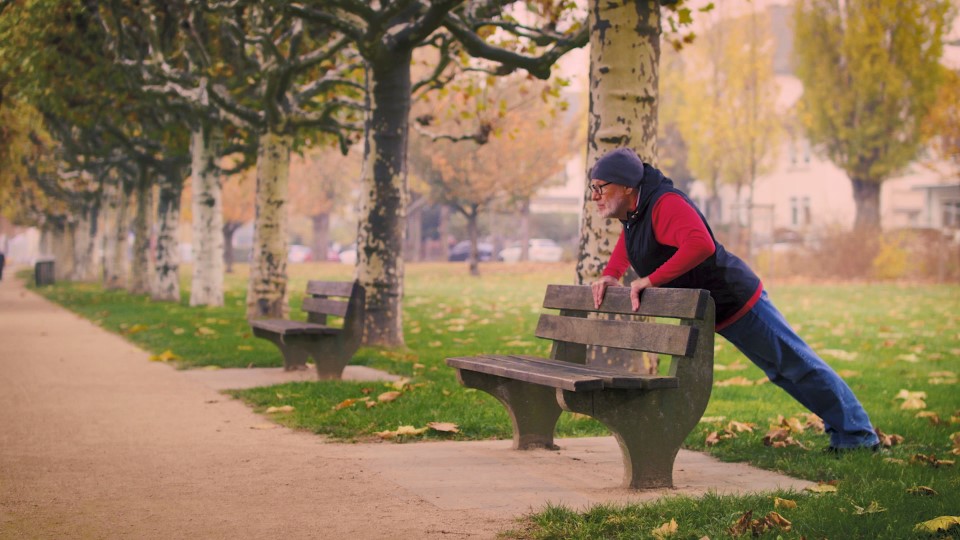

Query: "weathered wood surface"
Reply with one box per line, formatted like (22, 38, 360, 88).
(446, 284, 715, 489)
(250, 280, 365, 377)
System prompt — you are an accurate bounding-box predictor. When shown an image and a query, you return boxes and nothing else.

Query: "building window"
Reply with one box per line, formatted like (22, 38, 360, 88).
(791, 196, 811, 227)
(943, 200, 960, 229)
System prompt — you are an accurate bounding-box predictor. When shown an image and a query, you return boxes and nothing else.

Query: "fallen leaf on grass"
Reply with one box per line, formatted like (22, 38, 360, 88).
(699, 416, 726, 423)
(237, 345, 253, 351)
(875, 428, 904, 448)
(773, 497, 797, 509)
(952, 432, 960, 455)
(124, 323, 149, 335)
(651, 518, 678, 539)
(805, 483, 838, 494)
(334, 398, 359, 411)
(911, 453, 955, 468)
(822, 349, 858, 361)
(853, 501, 886, 515)
(195, 326, 217, 336)
(895, 389, 927, 410)
(716, 376, 754, 387)
(914, 516, 960, 534)
(727, 421, 756, 433)
(375, 425, 429, 439)
(148, 350, 179, 362)
(916, 411, 942, 425)
(172, 328, 186, 335)
(265, 405, 294, 413)
(728, 511, 791, 537)
(427, 422, 460, 433)
(906, 486, 939, 496)
(378, 391, 402, 403)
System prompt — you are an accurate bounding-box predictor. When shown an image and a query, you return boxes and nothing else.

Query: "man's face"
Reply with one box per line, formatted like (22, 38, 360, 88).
(591, 179, 633, 220)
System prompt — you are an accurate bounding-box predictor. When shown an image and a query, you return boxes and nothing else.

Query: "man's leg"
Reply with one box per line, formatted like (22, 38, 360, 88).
(719, 291, 879, 449)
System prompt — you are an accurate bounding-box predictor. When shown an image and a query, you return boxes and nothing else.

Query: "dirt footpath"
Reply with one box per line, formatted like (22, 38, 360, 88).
(0, 272, 810, 539)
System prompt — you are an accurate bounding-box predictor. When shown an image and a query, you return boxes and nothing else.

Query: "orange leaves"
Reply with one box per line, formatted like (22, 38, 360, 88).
(728, 510, 792, 537)
(148, 349, 179, 362)
(875, 428, 904, 448)
(705, 420, 756, 447)
(909, 453, 955, 468)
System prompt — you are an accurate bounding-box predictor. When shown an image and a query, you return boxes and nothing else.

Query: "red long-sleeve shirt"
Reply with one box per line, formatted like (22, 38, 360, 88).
(602, 193, 716, 285)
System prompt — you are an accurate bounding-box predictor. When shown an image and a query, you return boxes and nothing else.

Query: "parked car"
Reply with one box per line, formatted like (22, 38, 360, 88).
(287, 244, 313, 263)
(338, 244, 357, 265)
(499, 238, 564, 263)
(448, 240, 494, 262)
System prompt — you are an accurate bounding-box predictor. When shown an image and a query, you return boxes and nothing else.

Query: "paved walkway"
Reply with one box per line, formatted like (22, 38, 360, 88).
(0, 271, 811, 539)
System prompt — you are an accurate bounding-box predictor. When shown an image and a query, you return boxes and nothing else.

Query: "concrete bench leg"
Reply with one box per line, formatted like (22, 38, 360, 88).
(457, 370, 562, 450)
(559, 389, 687, 489)
(254, 333, 310, 371)
(302, 338, 351, 380)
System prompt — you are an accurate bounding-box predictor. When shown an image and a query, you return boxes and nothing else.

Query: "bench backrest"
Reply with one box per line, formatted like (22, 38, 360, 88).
(302, 280, 365, 327)
(537, 285, 714, 373)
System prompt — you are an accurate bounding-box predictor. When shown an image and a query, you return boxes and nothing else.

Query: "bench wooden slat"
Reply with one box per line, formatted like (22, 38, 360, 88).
(447, 355, 606, 392)
(535, 314, 698, 357)
(249, 319, 339, 336)
(301, 297, 349, 318)
(543, 285, 709, 320)
(510, 355, 678, 389)
(306, 280, 356, 297)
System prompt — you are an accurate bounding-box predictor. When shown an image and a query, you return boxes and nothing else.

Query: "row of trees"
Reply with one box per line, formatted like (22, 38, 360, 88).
(2, 0, 956, 349)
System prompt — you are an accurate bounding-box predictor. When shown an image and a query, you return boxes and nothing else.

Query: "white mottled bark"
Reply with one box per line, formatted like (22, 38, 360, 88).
(578, 0, 661, 374)
(246, 131, 292, 319)
(152, 172, 183, 302)
(129, 170, 154, 295)
(577, 0, 661, 284)
(189, 125, 225, 306)
(71, 204, 101, 282)
(102, 179, 129, 289)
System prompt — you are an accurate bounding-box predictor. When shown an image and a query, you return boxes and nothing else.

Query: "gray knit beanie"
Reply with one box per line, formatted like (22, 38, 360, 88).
(590, 148, 645, 189)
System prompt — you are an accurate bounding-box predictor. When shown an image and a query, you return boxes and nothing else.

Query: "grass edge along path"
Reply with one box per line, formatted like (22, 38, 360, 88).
(25, 263, 960, 539)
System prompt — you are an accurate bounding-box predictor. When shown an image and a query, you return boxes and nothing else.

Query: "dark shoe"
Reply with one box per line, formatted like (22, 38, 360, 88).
(825, 443, 881, 455)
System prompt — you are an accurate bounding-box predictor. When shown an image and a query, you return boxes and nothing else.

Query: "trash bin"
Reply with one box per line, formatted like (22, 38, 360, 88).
(34, 258, 55, 286)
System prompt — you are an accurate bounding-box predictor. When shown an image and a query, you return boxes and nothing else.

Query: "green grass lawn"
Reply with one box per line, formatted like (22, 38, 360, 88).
(29, 262, 960, 539)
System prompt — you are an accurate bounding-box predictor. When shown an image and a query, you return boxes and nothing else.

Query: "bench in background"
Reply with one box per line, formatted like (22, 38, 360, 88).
(250, 280, 365, 379)
(447, 284, 715, 489)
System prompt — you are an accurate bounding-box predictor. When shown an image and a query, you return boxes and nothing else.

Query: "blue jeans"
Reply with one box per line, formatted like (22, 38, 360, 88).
(718, 291, 879, 449)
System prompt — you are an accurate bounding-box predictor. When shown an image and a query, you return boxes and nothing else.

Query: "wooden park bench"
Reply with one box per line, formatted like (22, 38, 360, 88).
(250, 280, 365, 379)
(446, 284, 715, 489)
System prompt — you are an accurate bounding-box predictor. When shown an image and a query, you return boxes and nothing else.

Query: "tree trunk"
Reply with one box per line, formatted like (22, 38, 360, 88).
(311, 213, 330, 263)
(129, 165, 154, 295)
(102, 177, 130, 289)
(518, 199, 531, 261)
(152, 168, 184, 302)
(577, 0, 661, 285)
(356, 52, 411, 347)
(578, 0, 662, 375)
(467, 206, 480, 276)
(851, 177, 882, 232)
(49, 220, 75, 281)
(246, 131, 292, 319)
(72, 202, 100, 282)
(223, 221, 241, 274)
(190, 124, 225, 306)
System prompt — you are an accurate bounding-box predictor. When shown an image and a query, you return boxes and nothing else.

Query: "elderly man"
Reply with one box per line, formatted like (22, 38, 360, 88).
(589, 147, 879, 452)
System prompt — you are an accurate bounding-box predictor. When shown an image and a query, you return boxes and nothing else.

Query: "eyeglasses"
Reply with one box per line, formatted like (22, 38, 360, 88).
(590, 181, 613, 196)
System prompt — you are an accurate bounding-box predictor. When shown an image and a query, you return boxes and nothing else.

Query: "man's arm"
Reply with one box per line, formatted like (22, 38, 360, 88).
(592, 231, 629, 307)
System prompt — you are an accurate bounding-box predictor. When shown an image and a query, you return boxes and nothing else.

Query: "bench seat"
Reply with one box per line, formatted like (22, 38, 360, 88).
(249, 319, 339, 336)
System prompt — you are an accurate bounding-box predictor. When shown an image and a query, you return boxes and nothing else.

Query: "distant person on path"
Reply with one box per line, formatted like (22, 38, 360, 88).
(0, 250, 5, 281)
(588, 147, 880, 452)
